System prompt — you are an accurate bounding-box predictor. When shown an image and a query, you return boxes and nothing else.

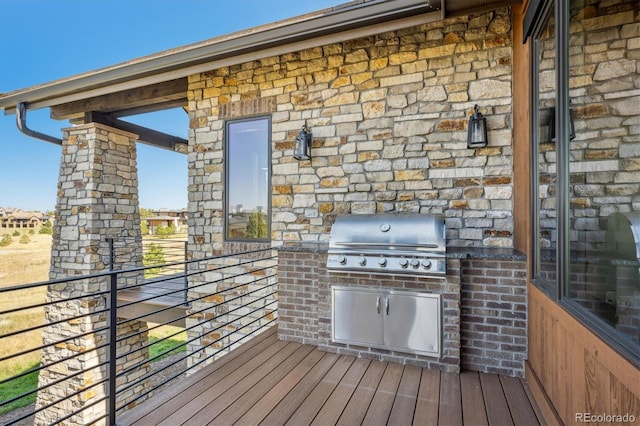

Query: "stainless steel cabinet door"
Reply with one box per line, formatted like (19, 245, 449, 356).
(332, 287, 383, 346)
(383, 292, 440, 357)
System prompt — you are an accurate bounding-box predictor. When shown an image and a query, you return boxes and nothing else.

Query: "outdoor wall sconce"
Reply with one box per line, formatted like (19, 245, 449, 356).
(467, 104, 488, 149)
(293, 124, 312, 161)
(549, 107, 576, 142)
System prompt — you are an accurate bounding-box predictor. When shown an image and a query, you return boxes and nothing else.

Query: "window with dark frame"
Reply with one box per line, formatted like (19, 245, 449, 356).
(224, 116, 271, 242)
(531, 0, 557, 295)
(529, 0, 640, 365)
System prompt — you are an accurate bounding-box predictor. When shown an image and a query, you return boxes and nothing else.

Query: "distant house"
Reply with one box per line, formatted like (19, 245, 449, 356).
(144, 208, 187, 235)
(0, 207, 48, 229)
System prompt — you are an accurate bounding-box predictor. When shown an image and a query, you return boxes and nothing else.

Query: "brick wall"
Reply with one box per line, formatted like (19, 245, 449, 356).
(460, 258, 527, 377)
(278, 248, 461, 372)
(277, 250, 323, 345)
(319, 258, 462, 373)
(278, 247, 528, 377)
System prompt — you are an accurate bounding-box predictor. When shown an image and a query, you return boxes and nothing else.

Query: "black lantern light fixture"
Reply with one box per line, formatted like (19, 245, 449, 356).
(549, 106, 576, 142)
(293, 124, 312, 161)
(467, 104, 488, 149)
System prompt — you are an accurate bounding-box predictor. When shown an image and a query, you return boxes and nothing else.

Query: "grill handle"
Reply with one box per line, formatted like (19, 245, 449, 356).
(385, 297, 390, 315)
(376, 296, 381, 314)
(333, 242, 441, 249)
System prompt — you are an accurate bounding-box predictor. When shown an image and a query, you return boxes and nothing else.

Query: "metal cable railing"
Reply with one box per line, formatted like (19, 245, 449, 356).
(0, 246, 278, 426)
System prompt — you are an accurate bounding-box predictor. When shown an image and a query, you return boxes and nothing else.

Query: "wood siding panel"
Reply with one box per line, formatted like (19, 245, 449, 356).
(528, 285, 640, 425)
(512, 2, 532, 255)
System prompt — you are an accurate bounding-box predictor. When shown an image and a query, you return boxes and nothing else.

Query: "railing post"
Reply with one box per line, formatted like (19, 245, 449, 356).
(108, 272, 118, 426)
(107, 237, 114, 271)
(183, 241, 188, 305)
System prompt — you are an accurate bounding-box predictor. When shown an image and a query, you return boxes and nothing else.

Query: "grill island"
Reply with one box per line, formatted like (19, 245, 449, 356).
(277, 214, 529, 376)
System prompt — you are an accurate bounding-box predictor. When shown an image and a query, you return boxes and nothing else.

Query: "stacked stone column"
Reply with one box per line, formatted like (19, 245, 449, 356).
(35, 123, 149, 425)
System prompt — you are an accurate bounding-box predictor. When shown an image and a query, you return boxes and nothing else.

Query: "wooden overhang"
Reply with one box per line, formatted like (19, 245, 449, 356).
(57, 79, 190, 152)
(0, 0, 519, 152)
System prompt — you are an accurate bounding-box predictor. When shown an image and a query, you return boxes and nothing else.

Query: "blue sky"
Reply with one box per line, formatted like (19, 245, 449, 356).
(0, 0, 345, 212)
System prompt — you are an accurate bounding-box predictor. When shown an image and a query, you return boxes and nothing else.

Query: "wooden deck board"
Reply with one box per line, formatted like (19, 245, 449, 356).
(259, 352, 340, 426)
(119, 328, 542, 426)
(336, 360, 386, 426)
(361, 362, 404, 426)
(236, 348, 325, 425)
(183, 342, 302, 425)
(284, 355, 355, 425)
(438, 372, 463, 426)
(388, 365, 421, 425)
(207, 344, 314, 425)
(461, 371, 489, 426)
(413, 367, 441, 425)
(480, 372, 515, 426)
(156, 341, 294, 426)
(119, 327, 277, 425)
(311, 357, 370, 425)
(500, 375, 541, 425)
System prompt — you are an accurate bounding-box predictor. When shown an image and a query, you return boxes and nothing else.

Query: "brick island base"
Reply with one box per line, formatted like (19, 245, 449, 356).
(277, 243, 527, 378)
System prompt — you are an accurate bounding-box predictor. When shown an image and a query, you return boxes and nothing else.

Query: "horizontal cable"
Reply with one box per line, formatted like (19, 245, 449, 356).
(115, 298, 277, 394)
(114, 276, 276, 355)
(117, 314, 277, 413)
(116, 289, 277, 380)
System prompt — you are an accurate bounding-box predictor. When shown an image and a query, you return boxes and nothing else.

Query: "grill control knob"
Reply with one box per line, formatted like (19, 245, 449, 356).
(358, 255, 367, 266)
(410, 259, 420, 269)
(399, 258, 409, 268)
(378, 257, 387, 267)
(421, 259, 432, 269)
(338, 255, 347, 265)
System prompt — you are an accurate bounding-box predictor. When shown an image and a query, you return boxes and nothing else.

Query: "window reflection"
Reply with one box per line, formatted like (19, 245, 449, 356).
(534, 5, 558, 289)
(567, 0, 639, 345)
(225, 117, 270, 241)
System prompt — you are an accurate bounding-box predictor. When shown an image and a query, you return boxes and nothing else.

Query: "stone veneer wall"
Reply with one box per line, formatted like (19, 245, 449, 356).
(36, 123, 149, 425)
(278, 248, 529, 377)
(187, 8, 515, 252)
(185, 7, 516, 373)
(186, 242, 278, 369)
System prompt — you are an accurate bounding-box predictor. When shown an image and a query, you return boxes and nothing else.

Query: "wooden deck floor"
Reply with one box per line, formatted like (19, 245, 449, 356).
(119, 327, 543, 426)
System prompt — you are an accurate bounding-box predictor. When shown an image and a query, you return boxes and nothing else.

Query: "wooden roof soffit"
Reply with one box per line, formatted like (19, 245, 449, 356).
(84, 111, 188, 153)
(51, 78, 188, 121)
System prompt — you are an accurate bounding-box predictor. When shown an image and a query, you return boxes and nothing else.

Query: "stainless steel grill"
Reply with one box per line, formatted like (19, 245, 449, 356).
(326, 213, 446, 277)
(606, 212, 640, 288)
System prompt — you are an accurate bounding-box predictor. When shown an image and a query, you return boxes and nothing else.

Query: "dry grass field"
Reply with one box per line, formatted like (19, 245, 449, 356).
(0, 231, 188, 383)
(0, 233, 52, 286)
(0, 232, 51, 377)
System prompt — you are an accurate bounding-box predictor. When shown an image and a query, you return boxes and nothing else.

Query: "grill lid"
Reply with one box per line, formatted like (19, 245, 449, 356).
(607, 212, 640, 262)
(327, 213, 446, 277)
(329, 213, 446, 254)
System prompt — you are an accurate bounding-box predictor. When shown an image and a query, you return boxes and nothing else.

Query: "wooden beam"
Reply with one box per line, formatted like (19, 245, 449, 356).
(85, 111, 188, 152)
(52, 78, 187, 120)
(110, 99, 188, 118)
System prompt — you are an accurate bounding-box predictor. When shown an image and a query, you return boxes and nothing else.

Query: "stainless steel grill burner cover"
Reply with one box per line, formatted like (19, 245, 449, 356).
(327, 213, 446, 277)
